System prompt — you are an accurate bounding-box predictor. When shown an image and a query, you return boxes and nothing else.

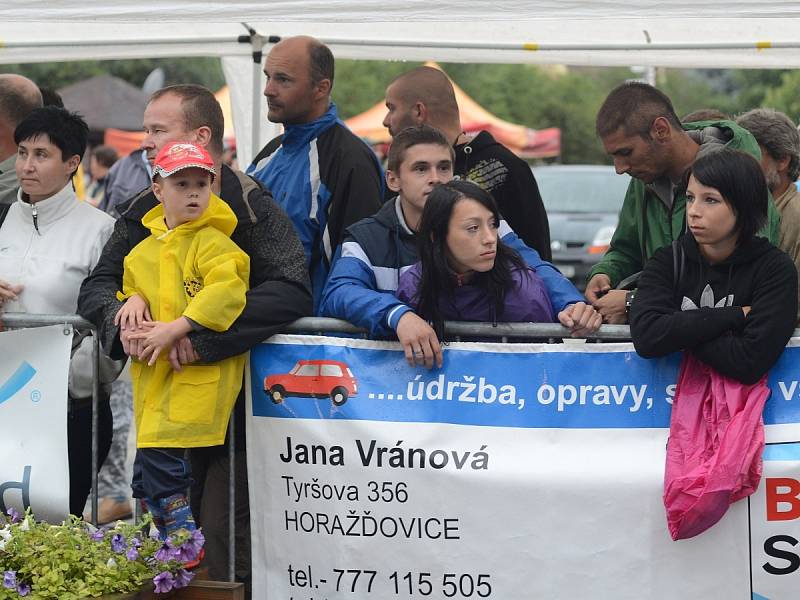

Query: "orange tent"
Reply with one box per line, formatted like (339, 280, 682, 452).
(214, 85, 236, 144)
(345, 63, 560, 159)
(103, 128, 145, 156)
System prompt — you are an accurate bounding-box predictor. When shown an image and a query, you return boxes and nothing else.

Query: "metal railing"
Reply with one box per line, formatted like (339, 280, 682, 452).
(14, 312, 787, 583)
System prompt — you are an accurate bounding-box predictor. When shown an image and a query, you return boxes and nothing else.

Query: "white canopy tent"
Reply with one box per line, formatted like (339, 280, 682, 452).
(3, 1, 800, 164)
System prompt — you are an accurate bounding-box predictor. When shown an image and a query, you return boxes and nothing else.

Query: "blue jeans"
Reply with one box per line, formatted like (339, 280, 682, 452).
(131, 447, 192, 501)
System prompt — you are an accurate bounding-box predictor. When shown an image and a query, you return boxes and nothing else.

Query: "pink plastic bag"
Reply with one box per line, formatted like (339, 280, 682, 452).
(663, 353, 770, 540)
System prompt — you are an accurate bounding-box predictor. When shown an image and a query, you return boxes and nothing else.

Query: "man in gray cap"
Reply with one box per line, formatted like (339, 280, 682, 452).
(0, 74, 43, 205)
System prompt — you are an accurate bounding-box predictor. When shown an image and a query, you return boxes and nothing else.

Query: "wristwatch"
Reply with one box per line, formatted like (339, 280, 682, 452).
(625, 290, 636, 314)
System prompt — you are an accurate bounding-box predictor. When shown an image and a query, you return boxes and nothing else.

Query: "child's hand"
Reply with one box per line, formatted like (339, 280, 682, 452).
(130, 318, 192, 366)
(115, 294, 151, 330)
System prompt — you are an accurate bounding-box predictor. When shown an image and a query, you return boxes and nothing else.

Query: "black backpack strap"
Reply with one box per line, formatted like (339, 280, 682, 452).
(672, 240, 685, 291)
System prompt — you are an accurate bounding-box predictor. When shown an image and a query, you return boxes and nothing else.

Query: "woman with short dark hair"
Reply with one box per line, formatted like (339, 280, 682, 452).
(630, 148, 797, 383)
(0, 106, 117, 517)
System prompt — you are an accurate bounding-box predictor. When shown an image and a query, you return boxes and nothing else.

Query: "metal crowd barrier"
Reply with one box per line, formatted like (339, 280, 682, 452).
(14, 313, 786, 583)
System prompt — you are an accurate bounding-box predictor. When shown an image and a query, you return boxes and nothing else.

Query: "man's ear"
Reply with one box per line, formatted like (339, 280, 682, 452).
(650, 116, 672, 142)
(777, 154, 792, 175)
(386, 169, 401, 193)
(314, 78, 332, 100)
(413, 102, 428, 126)
(191, 125, 212, 150)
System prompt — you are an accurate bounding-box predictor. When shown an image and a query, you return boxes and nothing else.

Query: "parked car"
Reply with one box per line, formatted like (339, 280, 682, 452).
(532, 165, 630, 289)
(264, 359, 358, 406)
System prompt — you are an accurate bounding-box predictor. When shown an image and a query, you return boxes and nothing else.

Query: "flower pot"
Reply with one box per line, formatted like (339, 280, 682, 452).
(97, 581, 169, 599)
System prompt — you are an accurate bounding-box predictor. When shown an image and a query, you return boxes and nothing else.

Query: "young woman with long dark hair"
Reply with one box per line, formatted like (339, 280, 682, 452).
(396, 179, 601, 339)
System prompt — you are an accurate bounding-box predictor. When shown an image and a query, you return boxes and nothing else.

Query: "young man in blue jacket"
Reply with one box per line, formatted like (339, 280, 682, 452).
(320, 125, 599, 368)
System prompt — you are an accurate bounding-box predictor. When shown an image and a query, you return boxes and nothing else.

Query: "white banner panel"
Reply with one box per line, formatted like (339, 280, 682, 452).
(247, 335, 800, 599)
(0, 325, 71, 522)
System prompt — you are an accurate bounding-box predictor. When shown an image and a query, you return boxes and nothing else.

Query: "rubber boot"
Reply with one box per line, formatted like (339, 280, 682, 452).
(140, 498, 166, 540)
(157, 493, 196, 537)
(157, 493, 203, 569)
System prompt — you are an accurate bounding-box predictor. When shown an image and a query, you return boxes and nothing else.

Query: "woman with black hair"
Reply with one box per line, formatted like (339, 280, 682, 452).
(631, 148, 797, 539)
(396, 179, 601, 339)
(630, 148, 797, 383)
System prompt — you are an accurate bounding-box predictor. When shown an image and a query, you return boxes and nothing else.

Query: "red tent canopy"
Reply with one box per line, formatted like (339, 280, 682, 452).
(345, 63, 560, 159)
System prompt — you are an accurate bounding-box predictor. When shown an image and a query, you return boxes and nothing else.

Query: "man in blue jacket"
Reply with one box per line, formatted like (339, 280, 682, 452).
(248, 35, 384, 310)
(320, 125, 598, 368)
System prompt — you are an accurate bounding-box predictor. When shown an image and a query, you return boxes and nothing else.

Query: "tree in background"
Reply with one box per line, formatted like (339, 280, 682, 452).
(0, 58, 225, 95)
(2, 58, 795, 164)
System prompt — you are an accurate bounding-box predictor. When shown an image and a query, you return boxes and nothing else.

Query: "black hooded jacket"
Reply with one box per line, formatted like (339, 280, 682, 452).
(455, 131, 551, 261)
(630, 233, 797, 384)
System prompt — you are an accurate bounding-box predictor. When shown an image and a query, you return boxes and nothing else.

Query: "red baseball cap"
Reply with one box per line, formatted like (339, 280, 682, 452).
(152, 142, 216, 180)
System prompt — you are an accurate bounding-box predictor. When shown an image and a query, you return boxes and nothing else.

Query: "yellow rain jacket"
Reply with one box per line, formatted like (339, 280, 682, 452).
(119, 193, 250, 448)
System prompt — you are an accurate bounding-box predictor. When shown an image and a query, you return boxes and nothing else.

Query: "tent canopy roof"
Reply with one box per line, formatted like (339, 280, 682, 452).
(3, 2, 800, 68)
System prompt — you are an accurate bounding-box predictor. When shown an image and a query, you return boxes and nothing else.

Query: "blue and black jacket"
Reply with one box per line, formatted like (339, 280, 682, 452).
(248, 103, 384, 310)
(320, 196, 584, 336)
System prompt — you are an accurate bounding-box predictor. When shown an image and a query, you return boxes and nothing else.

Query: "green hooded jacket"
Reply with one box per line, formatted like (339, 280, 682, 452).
(589, 120, 781, 286)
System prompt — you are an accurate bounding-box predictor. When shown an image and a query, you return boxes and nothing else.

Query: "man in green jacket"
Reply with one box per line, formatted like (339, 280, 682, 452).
(587, 82, 781, 323)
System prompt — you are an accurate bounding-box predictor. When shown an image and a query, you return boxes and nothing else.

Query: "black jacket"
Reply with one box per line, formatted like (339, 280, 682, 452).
(630, 233, 797, 384)
(455, 130, 551, 261)
(79, 164, 311, 362)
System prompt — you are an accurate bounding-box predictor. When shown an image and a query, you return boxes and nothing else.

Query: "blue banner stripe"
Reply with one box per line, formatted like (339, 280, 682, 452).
(763, 443, 800, 461)
(752, 593, 771, 600)
(0, 361, 36, 405)
(250, 342, 800, 430)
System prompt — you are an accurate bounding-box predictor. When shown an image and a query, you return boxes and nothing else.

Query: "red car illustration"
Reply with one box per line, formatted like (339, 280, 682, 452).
(264, 360, 358, 406)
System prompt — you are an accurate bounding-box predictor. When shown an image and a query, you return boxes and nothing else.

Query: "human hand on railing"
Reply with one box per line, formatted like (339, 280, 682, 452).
(130, 318, 192, 366)
(396, 312, 443, 369)
(0, 279, 23, 308)
(114, 294, 151, 330)
(168, 336, 200, 371)
(558, 301, 603, 337)
(592, 289, 628, 324)
(585, 274, 611, 304)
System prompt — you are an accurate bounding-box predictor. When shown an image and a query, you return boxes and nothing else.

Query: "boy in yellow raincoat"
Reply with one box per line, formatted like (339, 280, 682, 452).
(115, 141, 249, 547)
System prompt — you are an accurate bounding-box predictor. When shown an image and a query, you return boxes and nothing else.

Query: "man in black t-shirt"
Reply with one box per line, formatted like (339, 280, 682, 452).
(382, 66, 551, 260)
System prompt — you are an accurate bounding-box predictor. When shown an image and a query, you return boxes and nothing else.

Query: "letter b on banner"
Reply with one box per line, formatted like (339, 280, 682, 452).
(751, 445, 800, 597)
(767, 478, 800, 521)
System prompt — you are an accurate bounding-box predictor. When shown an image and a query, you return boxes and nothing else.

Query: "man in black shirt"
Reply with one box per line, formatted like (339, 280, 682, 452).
(382, 66, 551, 260)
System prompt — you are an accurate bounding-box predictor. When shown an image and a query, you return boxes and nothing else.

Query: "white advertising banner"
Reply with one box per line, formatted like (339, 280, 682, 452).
(247, 335, 800, 599)
(0, 325, 71, 522)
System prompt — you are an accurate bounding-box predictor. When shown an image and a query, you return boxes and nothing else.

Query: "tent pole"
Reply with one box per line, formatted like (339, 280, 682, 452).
(238, 26, 269, 163)
(251, 39, 263, 162)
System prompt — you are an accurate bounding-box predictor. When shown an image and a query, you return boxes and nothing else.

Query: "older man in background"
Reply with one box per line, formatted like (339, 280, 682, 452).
(737, 108, 800, 321)
(0, 74, 43, 205)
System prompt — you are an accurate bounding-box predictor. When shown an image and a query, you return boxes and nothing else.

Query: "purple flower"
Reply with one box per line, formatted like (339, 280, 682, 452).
(173, 568, 194, 589)
(90, 529, 105, 542)
(3, 571, 16, 589)
(130, 536, 142, 549)
(6, 508, 20, 524)
(153, 571, 175, 593)
(154, 543, 178, 563)
(188, 529, 205, 553)
(148, 523, 161, 541)
(126, 547, 139, 561)
(110, 533, 126, 553)
(16, 582, 30, 597)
